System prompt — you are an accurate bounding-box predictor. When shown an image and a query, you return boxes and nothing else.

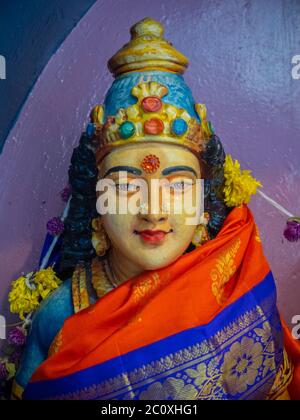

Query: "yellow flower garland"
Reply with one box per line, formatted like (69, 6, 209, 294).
(223, 155, 262, 207)
(8, 268, 62, 320)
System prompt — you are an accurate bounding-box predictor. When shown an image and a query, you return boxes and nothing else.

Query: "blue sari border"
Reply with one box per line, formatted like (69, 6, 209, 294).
(25, 271, 283, 400)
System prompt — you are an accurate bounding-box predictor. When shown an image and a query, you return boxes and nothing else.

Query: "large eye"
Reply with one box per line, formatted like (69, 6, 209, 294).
(115, 182, 140, 193)
(169, 179, 194, 193)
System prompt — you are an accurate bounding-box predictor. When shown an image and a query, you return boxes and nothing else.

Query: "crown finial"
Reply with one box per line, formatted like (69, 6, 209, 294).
(108, 17, 189, 77)
(130, 17, 164, 39)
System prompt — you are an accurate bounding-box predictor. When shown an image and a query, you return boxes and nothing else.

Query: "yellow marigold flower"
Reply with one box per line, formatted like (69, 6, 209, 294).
(9, 275, 40, 320)
(223, 155, 262, 207)
(35, 267, 62, 300)
(6, 362, 16, 380)
(8, 268, 62, 320)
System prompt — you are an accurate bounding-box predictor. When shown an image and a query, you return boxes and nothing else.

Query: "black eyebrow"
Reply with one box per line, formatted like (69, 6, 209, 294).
(103, 166, 142, 178)
(162, 166, 198, 177)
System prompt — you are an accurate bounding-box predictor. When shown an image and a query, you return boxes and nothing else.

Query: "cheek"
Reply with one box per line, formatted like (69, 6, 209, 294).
(167, 188, 202, 217)
(102, 214, 135, 244)
(170, 215, 196, 240)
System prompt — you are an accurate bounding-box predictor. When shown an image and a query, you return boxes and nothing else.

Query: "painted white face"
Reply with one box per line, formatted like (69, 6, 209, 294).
(98, 142, 202, 271)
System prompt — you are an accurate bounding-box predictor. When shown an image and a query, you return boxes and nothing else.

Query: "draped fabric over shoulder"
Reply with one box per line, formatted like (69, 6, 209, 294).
(23, 206, 300, 400)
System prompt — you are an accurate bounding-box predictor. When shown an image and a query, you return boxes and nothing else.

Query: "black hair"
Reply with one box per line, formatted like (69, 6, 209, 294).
(201, 134, 229, 238)
(60, 133, 98, 272)
(60, 133, 230, 272)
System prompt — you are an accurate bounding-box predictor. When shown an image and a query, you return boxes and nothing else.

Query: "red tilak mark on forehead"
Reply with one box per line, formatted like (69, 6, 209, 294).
(140, 154, 160, 174)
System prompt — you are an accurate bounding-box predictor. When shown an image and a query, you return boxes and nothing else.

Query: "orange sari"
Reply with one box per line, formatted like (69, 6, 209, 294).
(24, 205, 300, 400)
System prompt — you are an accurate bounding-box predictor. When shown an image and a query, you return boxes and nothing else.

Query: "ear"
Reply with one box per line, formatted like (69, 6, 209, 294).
(92, 217, 101, 231)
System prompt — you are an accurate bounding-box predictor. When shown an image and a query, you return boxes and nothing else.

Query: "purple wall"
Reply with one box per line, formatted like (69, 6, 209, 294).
(0, 0, 299, 328)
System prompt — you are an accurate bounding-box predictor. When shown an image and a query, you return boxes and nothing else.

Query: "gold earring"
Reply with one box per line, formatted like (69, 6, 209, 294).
(191, 212, 210, 247)
(92, 218, 111, 256)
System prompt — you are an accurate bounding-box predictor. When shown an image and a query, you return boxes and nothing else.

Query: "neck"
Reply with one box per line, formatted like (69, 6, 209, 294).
(107, 247, 143, 286)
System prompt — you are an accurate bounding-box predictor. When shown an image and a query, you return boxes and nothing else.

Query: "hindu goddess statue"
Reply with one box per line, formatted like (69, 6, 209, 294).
(12, 18, 300, 400)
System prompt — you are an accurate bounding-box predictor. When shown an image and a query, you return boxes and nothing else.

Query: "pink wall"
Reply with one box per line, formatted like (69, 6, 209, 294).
(0, 0, 299, 327)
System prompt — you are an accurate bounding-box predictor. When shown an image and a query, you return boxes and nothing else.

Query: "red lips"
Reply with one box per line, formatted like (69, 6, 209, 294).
(138, 229, 168, 243)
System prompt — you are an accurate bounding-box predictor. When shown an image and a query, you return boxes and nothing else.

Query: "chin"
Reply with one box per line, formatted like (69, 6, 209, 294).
(137, 252, 182, 271)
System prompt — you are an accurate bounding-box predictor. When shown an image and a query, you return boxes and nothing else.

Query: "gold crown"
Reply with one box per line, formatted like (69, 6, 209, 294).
(90, 81, 214, 163)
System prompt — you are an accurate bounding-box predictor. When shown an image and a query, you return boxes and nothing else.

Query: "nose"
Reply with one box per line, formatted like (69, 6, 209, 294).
(139, 212, 168, 225)
(137, 179, 170, 226)
(138, 200, 169, 226)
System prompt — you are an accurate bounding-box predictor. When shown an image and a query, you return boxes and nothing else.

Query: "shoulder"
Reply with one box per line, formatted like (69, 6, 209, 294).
(15, 279, 74, 391)
(31, 277, 74, 351)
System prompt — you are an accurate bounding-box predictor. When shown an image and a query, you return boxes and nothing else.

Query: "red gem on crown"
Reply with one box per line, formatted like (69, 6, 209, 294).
(144, 118, 164, 135)
(141, 96, 162, 113)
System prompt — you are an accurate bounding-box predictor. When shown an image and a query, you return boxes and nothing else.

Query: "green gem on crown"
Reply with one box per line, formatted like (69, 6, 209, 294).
(119, 121, 136, 139)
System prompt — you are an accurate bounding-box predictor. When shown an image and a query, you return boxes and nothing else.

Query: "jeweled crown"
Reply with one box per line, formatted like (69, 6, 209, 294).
(86, 18, 214, 162)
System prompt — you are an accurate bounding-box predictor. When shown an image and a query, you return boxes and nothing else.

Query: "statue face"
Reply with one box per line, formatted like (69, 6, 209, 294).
(98, 142, 202, 270)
